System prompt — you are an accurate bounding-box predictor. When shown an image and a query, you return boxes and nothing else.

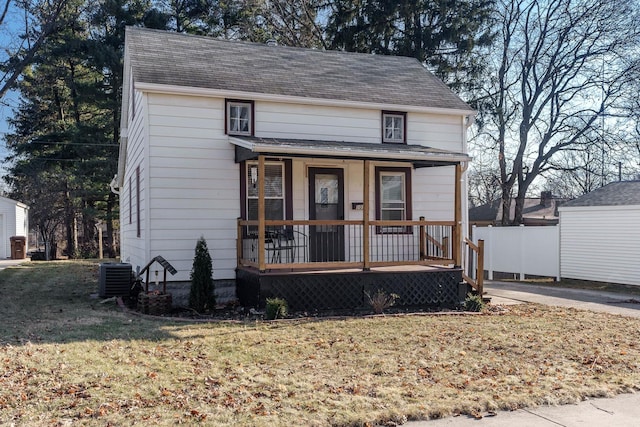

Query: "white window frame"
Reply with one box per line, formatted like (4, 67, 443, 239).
(246, 161, 285, 222)
(376, 167, 412, 234)
(227, 100, 253, 136)
(380, 171, 407, 222)
(382, 112, 406, 143)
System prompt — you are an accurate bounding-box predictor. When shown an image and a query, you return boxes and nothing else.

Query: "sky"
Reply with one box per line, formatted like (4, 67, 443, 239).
(0, 3, 30, 182)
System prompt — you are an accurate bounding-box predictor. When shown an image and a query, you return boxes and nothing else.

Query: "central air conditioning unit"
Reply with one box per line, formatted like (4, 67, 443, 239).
(98, 263, 132, 298)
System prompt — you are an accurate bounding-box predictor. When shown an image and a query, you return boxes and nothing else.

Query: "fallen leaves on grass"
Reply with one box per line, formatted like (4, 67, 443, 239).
(2, 262, 640, 426)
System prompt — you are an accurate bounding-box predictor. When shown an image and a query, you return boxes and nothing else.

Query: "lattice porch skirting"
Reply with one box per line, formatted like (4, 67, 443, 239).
(236, 267, 466, 311)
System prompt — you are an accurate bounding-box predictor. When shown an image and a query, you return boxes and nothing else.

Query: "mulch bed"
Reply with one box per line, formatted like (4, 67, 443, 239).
(118, 295, 484, 322)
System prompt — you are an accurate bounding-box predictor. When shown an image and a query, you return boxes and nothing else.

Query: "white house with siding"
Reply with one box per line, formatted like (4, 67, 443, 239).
(0, 196, 29, 259)
(116, 28, 478, 307)
(559, 181, 640, 286)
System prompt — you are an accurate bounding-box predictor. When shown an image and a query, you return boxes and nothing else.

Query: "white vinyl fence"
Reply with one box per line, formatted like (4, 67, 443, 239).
(473, 225, 560, 281)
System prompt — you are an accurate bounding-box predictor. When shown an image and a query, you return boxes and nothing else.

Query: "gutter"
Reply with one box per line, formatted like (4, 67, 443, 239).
(134, 82, 477, 117)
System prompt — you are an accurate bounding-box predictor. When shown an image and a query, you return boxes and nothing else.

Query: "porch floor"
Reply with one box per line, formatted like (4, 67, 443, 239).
(236, 265, 466, 310)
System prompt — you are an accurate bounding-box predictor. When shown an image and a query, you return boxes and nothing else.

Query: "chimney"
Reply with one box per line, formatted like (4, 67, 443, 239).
(540, 191, 552, 207)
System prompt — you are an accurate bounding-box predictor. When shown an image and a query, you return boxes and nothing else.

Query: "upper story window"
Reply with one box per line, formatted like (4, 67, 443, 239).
(226, 99, 254, 136)
(382, 111, 406, 144)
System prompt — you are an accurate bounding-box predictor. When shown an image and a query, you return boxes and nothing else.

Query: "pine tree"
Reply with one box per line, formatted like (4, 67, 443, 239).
(189, 237, 215, 312)
(325, 0, 495, 92)
(4, 0, 149, 258)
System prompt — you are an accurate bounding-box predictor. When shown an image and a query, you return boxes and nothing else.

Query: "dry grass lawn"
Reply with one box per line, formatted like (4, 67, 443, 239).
(1, 261, 640, 426)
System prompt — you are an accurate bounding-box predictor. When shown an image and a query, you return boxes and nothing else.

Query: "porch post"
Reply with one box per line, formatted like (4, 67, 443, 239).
(419, 216, 426, 260)
(477, 239, 485, 296)
(363, 160, 370, 270)
(237, 218, 242, 267)
(453, 163, 463, 267)
(258, 155, 266, 272)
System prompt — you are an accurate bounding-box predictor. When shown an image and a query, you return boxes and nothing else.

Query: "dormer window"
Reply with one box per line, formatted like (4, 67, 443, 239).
(382, 111, 406, 144)
(226, 99, 254, 136)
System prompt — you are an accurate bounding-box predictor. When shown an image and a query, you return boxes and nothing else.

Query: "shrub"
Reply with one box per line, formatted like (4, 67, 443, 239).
(463, 293, 485, 312)
(265, 297, 288, 320)
(189, 237, 215, 312)
(365, 289, 399, 314)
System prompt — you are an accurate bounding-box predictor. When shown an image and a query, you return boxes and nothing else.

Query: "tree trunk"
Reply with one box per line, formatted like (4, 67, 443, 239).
(500, 185, 512, 225)
(64, 187, 75, 258)
(513, 189, 526, 225)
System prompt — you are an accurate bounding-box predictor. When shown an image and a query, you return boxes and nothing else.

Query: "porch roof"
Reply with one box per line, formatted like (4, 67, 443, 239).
(230, 136, 470, 167)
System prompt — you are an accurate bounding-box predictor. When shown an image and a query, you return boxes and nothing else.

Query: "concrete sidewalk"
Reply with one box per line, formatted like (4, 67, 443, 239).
(408, 392, 640, 426)
(406, 281, 640, 426)
(485, 280, 640, 318)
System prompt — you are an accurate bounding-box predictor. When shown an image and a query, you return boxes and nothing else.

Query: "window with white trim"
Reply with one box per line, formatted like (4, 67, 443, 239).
(246, 162, 284, 223)
(380, 172, 406, 221)
(376, 167, 412, 233)
(227, 100, 253, 135)
(382, 111, 406, 143)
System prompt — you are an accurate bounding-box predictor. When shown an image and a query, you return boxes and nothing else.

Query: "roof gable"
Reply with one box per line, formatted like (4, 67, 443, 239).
(561, 181, 640, 207)
(125, 27, 472, 112)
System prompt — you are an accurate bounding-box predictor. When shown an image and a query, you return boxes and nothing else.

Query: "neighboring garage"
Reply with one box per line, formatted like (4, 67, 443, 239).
(0, 196, 29, 259)
(559, 181, 640, 286)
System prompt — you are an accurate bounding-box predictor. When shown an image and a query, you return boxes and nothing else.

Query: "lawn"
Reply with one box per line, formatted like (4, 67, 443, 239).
(1, 261, 639, 426)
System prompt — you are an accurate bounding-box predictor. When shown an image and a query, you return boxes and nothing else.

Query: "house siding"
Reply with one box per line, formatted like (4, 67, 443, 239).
(120, 88, 147, 271)
(146, 93, 238, 281)
(126, 91, 466, 281)
(560, 205, 640, 286)
(0, 199, 28, 259)
(257, 101, 465, 152)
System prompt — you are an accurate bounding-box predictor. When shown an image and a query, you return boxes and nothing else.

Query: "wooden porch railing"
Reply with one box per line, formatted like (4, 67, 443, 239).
(237, 218, 456, 272)
(462, 238, 484, 296)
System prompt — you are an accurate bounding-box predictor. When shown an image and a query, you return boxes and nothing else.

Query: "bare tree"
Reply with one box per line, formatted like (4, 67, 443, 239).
(256, 0, 327, 48)
(475, 0, 640, 224)
(0, 0, 70, 100)
(467, 158, 502, 208)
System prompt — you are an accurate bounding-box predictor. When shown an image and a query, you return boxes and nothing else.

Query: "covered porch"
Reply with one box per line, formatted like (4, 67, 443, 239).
(232, 137, 483, 310)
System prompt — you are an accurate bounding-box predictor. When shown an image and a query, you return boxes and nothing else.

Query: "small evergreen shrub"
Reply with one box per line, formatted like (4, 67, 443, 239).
(365, 289, 399, 314)
(265, 297, 288, 320)
(189, 237, 215, 312)
(463, 293, 485, 312)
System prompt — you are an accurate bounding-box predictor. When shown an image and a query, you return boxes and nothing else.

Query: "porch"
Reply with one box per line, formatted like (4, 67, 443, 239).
(233, 143, 484, 310)
(236, 217, 483, 310)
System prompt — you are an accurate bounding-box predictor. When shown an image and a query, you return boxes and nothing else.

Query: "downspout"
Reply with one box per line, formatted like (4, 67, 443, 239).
(110, 175, 120, 195)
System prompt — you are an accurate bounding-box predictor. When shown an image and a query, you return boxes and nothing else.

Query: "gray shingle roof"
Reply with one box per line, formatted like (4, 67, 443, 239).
(125, 27, 472, 111)
(561, 181, 640, 207)
(230, 136, 470, 165)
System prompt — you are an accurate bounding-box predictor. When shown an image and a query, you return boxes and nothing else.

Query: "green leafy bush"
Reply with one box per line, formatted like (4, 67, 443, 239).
(463, 293, 485, 312)
(265, 297, 288, 320)
(189, 237, 215, 312)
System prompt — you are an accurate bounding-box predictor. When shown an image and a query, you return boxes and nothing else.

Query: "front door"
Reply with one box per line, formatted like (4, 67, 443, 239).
(309, 168, 344, 262)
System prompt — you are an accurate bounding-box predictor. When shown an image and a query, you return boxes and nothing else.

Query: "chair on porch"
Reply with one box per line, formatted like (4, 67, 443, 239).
(265, 228, 308, 264)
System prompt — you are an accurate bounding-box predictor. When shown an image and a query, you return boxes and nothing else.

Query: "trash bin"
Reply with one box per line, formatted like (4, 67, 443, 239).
(10, 236, 26, 259)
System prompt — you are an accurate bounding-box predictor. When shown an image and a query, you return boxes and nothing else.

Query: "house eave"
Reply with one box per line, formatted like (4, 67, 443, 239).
(133, 82, 476, 117)
(559, 204, 640, 212)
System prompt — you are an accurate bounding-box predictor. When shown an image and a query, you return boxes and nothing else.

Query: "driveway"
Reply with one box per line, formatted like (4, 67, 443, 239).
(0, 258, 28, 271)
(485, 280, 640, 318)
